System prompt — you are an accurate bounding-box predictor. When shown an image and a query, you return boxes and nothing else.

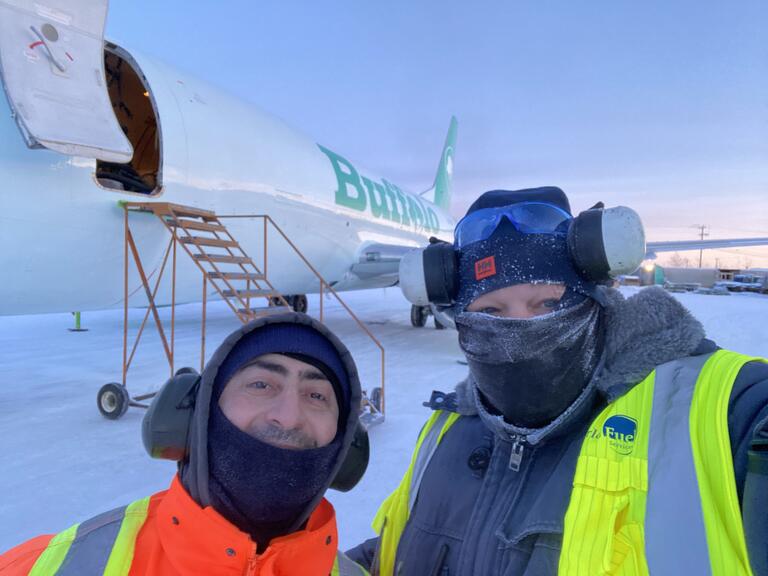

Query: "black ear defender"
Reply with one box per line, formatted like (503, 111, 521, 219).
(142, 369, 200, 461)
(143, 368, 370, 492)
(329, 422, 370, 492)
(567, 205, 646, 283)
(399, 238, 457, 306)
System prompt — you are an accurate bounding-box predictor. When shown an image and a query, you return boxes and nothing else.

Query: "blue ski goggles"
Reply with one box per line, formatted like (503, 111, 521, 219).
(453, 201, 573, 248)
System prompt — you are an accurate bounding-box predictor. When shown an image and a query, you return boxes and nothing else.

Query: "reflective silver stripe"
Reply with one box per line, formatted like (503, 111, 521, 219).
(335, 551, 369, 575)
(55, 506, 127, 576)
(645, 355, 712, 576)
(408, 411, 452, 512)
(56, 506, 127, 575)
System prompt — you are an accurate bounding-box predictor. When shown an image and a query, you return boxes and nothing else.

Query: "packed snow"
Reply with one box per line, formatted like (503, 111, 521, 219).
(1, 287, 766, 551)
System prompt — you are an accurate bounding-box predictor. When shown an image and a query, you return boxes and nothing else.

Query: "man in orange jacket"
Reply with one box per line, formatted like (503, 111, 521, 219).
(0, 313, 369, 575)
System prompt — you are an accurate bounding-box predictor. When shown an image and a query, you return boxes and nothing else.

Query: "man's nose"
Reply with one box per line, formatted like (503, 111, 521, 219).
(267, 390, 303, 430)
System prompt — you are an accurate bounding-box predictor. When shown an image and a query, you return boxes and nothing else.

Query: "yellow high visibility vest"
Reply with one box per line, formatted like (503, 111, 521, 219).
(560, 350, 763, 575)
(373, 350, 764, 576)
(29, 496, 367, 576)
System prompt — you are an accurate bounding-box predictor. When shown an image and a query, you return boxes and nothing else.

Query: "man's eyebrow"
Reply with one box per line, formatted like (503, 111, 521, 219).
(239, 359, 329, 382)
(299, 369, 330, 382)
(242, 358, 289, 376)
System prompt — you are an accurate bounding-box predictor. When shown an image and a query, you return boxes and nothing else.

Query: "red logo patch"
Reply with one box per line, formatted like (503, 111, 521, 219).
(474, 256, 497, 280)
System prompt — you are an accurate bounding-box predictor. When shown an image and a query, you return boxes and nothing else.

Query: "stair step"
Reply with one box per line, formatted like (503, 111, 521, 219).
(180, 236, 238, 248)
(208, 272, 265, 281)
(238, 306, 293, 317)
(166, 219, 226, 233)
(193, 254, 252, 264)
(223, 289, 274, 298)
(165, 203, 217, 220)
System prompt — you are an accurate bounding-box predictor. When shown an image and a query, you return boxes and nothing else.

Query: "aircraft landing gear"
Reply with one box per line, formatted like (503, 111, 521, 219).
(272, 294, 308, 313)
(291, 294, 308, 314)
(410, 305, 429, 328)
(434, 316, 446, 330)
(97, 383, 130, 420)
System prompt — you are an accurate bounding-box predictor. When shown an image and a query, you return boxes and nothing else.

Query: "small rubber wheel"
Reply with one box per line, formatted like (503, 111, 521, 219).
(434, 316, 446, 330)
(292, 294, 308, 313)
(174, 366, 198, 376)
(370, 387, 383, 412)
(97, 383, 130, 420)
(410, 305, 428, 328)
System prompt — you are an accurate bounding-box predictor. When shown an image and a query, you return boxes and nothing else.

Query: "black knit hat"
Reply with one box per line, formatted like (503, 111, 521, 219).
(211, 322, 351, 427)
(455, 187, 601, 310)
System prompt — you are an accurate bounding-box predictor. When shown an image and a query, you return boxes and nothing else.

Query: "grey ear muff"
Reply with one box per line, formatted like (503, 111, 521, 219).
(568, 205, 646, 282)
(399, 239, 457, 306)
(329, 422, 370, 492)
(142, 370, 200, 461)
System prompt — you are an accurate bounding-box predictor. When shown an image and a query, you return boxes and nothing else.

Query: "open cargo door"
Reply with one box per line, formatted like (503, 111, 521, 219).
(0, 0, 132, 162)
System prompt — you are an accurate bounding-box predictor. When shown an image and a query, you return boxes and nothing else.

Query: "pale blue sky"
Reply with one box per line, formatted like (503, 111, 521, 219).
(107, 1, 768, 267)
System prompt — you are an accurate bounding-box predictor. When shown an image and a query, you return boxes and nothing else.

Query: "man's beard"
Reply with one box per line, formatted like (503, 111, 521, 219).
(243, 421, 319, 450)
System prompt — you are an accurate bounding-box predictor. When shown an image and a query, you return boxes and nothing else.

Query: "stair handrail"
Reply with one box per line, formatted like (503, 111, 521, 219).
(218, 213, 387, 415)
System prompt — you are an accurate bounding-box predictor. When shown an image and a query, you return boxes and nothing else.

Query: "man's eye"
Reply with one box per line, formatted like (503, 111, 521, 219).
(246, 380, 269, 390)
(480, 307, 501, 316)
(541, 299, 561, 310)
(309, 391, 327, 403)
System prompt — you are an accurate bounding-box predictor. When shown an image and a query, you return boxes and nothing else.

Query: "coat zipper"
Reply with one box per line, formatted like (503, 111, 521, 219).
(508, 436, 525, 472)
(245, 543, 260, 575)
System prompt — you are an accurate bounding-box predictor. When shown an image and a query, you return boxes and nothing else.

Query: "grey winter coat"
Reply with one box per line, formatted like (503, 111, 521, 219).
(348, 288, 768, 575)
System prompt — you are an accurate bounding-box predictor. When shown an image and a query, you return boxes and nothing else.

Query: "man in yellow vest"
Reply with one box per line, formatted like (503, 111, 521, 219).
(348, 187, 768, 575)
(1, 313, 369, 575)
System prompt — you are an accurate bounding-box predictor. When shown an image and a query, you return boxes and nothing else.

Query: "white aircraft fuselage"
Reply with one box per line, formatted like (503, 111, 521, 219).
(0, 43, 454, 316)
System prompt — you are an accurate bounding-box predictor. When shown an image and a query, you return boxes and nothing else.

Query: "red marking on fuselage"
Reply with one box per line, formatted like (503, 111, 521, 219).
(65, 52, 74, 62)
(29, 41, 44, 49)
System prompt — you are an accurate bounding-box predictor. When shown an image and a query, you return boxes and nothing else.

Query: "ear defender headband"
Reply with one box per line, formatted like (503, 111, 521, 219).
(141, 369, 369, 492)
(398, 204, 646, 306)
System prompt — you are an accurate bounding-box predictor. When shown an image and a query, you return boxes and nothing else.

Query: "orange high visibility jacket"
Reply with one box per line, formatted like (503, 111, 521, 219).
(0, 476, 355, 575)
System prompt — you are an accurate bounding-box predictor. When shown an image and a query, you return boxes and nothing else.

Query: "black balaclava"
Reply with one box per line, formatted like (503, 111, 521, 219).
(454, 187, 606, 429)
(456, 297, 604, 428)
(180, 316, 360, 552)
(207, 402, 342, 551)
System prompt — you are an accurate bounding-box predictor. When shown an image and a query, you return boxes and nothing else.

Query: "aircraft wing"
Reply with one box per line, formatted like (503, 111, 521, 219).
(349, 237, 768, 284)
(646, 238, 768, 258)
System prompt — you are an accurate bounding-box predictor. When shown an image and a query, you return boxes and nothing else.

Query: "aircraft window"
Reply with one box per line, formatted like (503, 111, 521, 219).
(96, 48, 161, 195)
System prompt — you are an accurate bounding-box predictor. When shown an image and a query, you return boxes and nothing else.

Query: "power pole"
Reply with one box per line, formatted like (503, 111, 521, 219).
(694, 224, 709, 268)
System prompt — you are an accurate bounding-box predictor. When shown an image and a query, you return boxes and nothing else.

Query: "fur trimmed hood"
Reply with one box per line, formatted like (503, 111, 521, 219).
(455, 286, 707, 444)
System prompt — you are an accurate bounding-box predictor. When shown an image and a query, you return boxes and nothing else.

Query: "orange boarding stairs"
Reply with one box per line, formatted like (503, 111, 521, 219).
(95, 202, 385, 428)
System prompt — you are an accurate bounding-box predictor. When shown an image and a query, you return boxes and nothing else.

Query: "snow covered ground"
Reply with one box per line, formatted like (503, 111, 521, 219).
(1, 286, 766, 551)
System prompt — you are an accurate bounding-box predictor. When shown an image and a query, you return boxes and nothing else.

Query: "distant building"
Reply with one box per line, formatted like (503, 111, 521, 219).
(661, 267, 719, 288)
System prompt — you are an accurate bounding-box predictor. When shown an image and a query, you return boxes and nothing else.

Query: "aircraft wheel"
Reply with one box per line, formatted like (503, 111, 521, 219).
(434, 316, 446, 330)
(97, 383, 130, 420)
(410, 305, 428, 328)
(370, 387, 383, 412)
(291, 295, 308, 313)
